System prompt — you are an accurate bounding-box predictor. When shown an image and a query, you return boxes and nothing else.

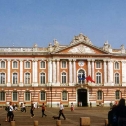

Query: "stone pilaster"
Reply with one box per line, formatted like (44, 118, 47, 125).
(7, 59, 11, 87)
(19, 59, 23, 87)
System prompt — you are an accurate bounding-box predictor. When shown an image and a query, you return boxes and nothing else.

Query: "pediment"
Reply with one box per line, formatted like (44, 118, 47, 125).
(68, 44, 95, 54)
(53, 43, 109, 55)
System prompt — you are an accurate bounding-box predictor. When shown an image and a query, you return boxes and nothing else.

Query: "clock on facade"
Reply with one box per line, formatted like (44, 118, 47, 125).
(78, 61, 84, 66)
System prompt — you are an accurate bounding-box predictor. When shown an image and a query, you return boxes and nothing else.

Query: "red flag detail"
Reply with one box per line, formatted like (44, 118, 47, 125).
(86, 75, 95, 83)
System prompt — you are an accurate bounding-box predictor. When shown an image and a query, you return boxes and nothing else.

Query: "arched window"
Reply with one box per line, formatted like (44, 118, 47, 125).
(115, 62, 119, 69)
(12, 73, 18, 84)
(13, 61, 18, 68)
(96, 72, 101, 84)
(0, 73, 5, 84)
(78, 69, 85, 84)
(0, 91, 5, 101)
(97, 90, 102, 100)
(40, 91, 46, 100)
(115, 90, 121, 100)
(61, 72, 66, 83)
(1, 61, 5, 68)
(62, 91, 67, 100)
(25, 61, 30, 68)
(40, 73, 45, 84)
(25, 73, 30, 84)
(115, 73, 119, 84)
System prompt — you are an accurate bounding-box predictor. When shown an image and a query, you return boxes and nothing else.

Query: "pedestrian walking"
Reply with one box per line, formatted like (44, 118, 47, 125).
(5, 104, 9, 122)
(42, 103, 47, 117)
(58, 102, 66, 120)
(8, 102, 14, 122)
(70, 103, 74, 111)
(22, 102, 26, 112)
(30, 103, 35, 118)
(90, 102, 92, 108)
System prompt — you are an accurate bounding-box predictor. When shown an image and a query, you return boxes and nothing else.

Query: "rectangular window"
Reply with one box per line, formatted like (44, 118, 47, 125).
(97, 91, 102, 100)
(40, 92, 45, 100)
(96, 61, 101, 69)
(62, 76, 66, 83)
(25, 92, 30, 101)
(62, 91, 67, 100)
(0, 92, 5, 101)
(13, 92, 17, 101)
(40, 61, 45, 68)
(13, 74, 18, 84)
(0, 73, 5, 84)
(115, 91, 120, 99)
(62, 61, 67, 68)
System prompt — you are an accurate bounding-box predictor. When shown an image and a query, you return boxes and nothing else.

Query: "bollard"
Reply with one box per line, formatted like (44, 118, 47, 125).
(10, 121, 15, 126)
(80, 117, 90, 126)
(34, 120, 38, 126)
(56, 120, 61, 126)
(105, 119, 108, 126)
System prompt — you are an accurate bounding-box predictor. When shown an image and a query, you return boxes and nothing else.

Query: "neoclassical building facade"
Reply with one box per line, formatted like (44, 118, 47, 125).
(0, 33, 126, 107)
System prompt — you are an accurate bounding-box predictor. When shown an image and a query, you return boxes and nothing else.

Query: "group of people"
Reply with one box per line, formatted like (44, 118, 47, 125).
(108, 98, 126, 126)
(5, 101, 69, 122)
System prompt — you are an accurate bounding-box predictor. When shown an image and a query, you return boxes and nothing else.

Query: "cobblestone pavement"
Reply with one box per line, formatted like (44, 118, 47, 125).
(0, 106, 109, 126)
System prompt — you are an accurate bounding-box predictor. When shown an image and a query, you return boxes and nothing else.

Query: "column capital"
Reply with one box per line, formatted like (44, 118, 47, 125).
(47, 58, 52, 62)
(69, 59, 72, 62)
(56, 59, 60, 62)
(73, 59, 76, 62)
(7, 59, 11, 62)
(52, 59, 56, 62)
(87, 59, 91, 62)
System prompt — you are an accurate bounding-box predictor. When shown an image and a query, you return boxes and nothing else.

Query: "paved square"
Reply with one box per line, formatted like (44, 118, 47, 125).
(0, 106, 109, 126)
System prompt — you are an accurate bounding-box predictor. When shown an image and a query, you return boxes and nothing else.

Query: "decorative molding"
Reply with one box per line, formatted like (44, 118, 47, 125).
(68, 44, 95, 54)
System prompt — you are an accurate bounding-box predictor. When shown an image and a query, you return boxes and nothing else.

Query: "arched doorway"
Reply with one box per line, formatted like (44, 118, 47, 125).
(77, 89, 87, 107)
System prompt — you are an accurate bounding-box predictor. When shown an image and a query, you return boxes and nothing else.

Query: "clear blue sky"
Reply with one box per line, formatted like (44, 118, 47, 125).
(0, 0, 126, 49)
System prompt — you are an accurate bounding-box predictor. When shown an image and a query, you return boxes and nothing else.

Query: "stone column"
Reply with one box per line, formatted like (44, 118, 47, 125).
(34, 59, 38, 86)
(121, 61, 126, 85)
(56, 59, 60, 84)
(108, 60, 113, 84)
(19, 60, 23, 87)
(73, 59, 76, 83)
(91, 59, 95, 81)
(103, 60, 107, 84)
(32, 60, 35, 84)
(7, 59, 11, 86)
(69, 59, 72, 84)
(52, 59, 56, 83)
(87, 59, 91, 76)
(48, 59, 52, 86)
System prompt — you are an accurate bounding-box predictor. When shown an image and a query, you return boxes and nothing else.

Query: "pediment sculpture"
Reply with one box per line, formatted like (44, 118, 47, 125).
(70, 33, 93, 45)
(68, 44, 95, 54)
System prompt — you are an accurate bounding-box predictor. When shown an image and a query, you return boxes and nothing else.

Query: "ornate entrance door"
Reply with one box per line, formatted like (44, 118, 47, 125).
(77, 89, 87, 107)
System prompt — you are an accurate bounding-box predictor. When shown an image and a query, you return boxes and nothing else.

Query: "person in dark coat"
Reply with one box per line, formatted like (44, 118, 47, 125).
(116, 98, 126, 126)
(30, 103, 35, 118)
(42, 103, 47, 117)
(108, 105, 117, 126)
